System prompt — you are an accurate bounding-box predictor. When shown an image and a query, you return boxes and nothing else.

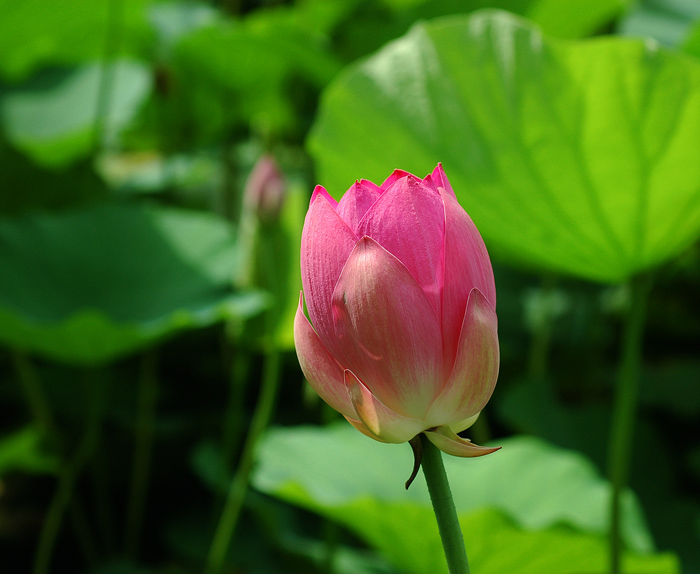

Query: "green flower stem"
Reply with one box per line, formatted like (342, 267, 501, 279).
(33, 373, 105, 574)
(205, 350, 281, 574)
(420, 434, 470, 574)
(125, 350, 159, 559)
(607, 275, 651, 574)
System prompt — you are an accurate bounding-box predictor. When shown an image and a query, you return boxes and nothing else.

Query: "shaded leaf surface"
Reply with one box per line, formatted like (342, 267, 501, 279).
(0, 203, 265, 364)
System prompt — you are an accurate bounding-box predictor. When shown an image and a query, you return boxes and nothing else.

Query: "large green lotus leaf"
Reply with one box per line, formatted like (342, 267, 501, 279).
(308, 11, 700, 283)
(0, 61, 152, 167)
(0, 203, 265, 364)
(253, 424, 677, 574)
(618, 0, 700, 47)
(0, 0, 155, 81)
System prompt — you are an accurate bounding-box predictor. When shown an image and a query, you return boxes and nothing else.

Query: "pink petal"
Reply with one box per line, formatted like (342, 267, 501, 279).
(426, 288, 499, 428)
(311, 184, 338, 209)
(380, 169, 411, 191)
(336, 180, 381, 232)
(424, 425, 500, 458)
(331, 237, 444, 419)
(441, 190, 496, 368)
(356, 176, 445, 319)
(422, 163, 455, 197)
(300, 192, 358, 359)
(345, 370, 426, 444)
(294, 293, 355, 419)
(359, 179, 382, 194)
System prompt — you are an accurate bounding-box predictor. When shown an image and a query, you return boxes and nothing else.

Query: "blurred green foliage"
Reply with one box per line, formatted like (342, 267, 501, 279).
(0, 1, 698, 574)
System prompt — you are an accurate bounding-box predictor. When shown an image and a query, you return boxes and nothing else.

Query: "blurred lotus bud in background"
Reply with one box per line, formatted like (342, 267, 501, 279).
(243, 154, 287, 224)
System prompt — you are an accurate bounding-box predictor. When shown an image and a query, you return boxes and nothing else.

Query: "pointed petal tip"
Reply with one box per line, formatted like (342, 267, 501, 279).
(424, 426, 500, 458)
(430, 162, 455, 197)
(380, 169, 411, 191)
(311, 184, 338, 208)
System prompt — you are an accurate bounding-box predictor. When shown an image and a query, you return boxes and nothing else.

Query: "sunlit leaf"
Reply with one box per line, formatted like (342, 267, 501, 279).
(308, 10, 700, 283)
(0, 60, 152, 167)
(253, 424, 677, 574)
(0, 0, 155, 81)
(684, 19, 700, 58)
(0, 203, 266, 364)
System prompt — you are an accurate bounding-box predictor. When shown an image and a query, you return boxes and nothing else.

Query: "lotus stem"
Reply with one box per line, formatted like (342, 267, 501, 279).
(607, 275, 651, 574)
(420, 433, 470, 574)
(125, 350, 159, 558)
(205, 350, 281, 574)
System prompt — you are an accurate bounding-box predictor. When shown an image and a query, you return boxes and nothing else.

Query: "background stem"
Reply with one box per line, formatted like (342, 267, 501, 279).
(125, 350, 159, 559)
(527, 274, 557, 381)
(12, 351, 56, 436)
(205, 350, 281, 574)
(607, 275, 651, 574)
(420, 434, 470, 574)
(222, 351, 251, 474)
(33, 373, 105, 574)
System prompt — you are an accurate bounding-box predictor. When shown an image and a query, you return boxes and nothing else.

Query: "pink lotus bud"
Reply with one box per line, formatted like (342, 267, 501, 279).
(243, 154, 287, 222)
(294, 164, 500, 458)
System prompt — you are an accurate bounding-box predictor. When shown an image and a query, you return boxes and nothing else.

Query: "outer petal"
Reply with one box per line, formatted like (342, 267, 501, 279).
(357, 176, 445, 318)
(441, 190, 496, 368)
(294, 293, 355, 419)
(359, 179, 383, 194)
(449, 412, 480, 434)
(422, 163, 455, 197)
(424, 425, 500, 458)
(332, 237, 443, 419)
(380, 169, 411, 191)
(345, 370, 425, 444)
(336, 180, 381, 232)
(300, 192, 358, 359)
(344, 415, 389, 443)
(425, 288, 499, 428)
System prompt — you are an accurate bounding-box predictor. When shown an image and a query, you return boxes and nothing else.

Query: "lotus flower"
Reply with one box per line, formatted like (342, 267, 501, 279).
(294, 165, 499, 458)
